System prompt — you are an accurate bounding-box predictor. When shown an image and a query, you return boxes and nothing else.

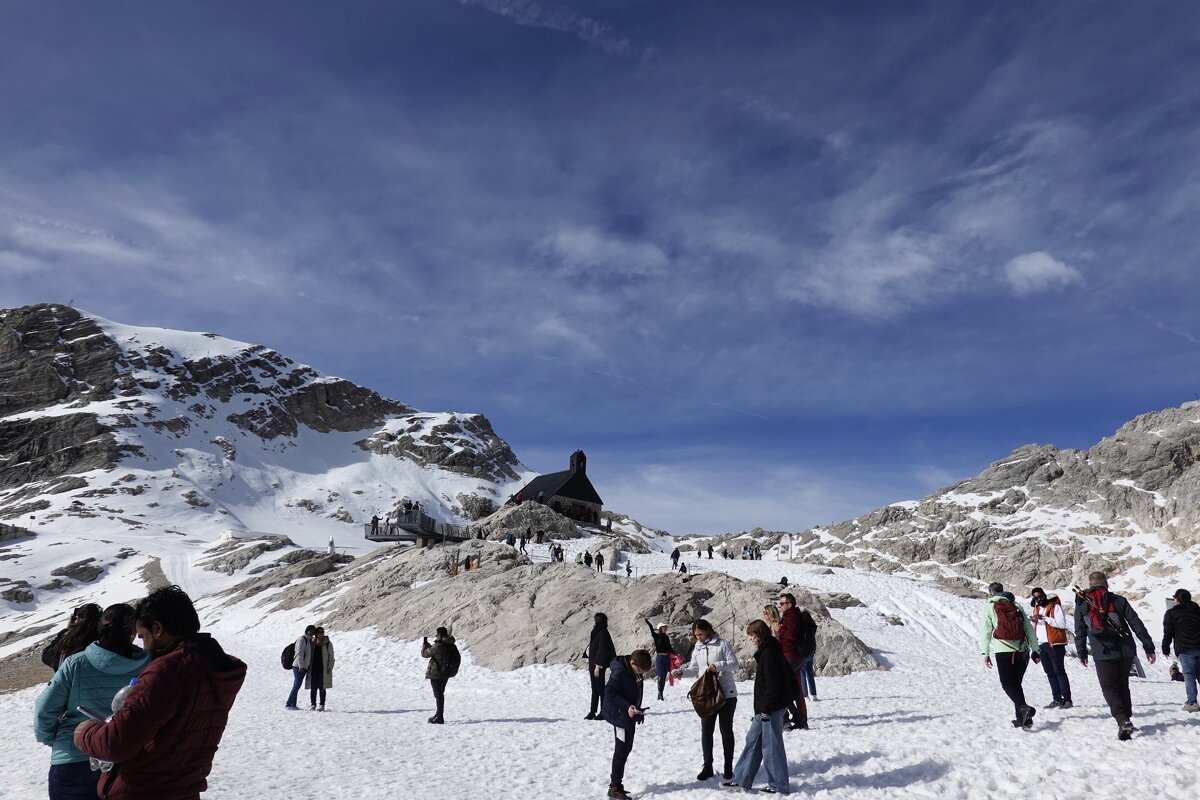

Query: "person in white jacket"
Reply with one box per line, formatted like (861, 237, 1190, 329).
(672, 619, 739, 782)
(1029, 588, 1073, 709)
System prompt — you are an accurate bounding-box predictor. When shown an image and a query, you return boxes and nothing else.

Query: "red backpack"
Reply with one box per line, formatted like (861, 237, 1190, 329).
(992, 599, 1025, 641)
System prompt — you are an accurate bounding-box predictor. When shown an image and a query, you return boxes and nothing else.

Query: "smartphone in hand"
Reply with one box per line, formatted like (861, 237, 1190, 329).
(77, 705, 108, 722)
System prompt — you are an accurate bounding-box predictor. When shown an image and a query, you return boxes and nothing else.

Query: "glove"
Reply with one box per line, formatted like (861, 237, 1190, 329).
(1031, 652, 1041, 664)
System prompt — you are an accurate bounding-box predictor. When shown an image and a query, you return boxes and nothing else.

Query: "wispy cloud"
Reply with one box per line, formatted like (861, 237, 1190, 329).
(457, 0, 634, 55)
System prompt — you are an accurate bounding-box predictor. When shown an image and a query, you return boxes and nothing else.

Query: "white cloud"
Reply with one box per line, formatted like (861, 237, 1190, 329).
(457, 0, 633, 55)
(1003, 251, 1082, 295)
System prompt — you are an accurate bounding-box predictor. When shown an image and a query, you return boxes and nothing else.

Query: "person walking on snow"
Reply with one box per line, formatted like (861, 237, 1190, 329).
(602, 650, 652, 800)
(980, 581, 1040, 729)
(722, 619, 793, 794)
(285, 625, 315, 709)
(1162, 588, 1200, 712)
(644, 619, 675, 701)
(596, 551, 605, 572)
(1029, 588, 1072, 709)
(585, 613, 617, 720)
(670, 548, 681, 570)
(1075, 571, 1156, 739)
(673, 619, 739, 782)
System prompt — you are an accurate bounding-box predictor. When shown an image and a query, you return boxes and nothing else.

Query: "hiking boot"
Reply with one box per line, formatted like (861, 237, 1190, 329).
(1019, 705, 1036, 729)
(607, 787, 632, 800)
(317, 705, 325, 712)
(1117, 721, 1135, 740)
(1060, 700, 1073, 709)
(584, 712, 596, 720)
(427, 715, 444, 724)
(1043, 700, 1062, 709)
(1183, 702, 1200, 712)
(697, 767, 715, 781)
(723, 769, 734, 780)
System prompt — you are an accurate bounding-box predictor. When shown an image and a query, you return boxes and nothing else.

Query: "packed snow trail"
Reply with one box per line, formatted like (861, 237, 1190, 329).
(5, 549, 1198, 799)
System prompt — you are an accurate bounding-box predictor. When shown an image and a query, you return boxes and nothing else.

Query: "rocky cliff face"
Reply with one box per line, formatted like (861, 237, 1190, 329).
(789, 402, 1200, 599)
(0, 303, 525, 529)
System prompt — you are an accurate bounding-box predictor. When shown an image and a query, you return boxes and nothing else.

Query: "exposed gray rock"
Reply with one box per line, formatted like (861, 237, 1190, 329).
(199, 535, 295, 575)
(50, 558, 104, 583)
(233, 541, 880, 678)
(1, 582, 34, 603)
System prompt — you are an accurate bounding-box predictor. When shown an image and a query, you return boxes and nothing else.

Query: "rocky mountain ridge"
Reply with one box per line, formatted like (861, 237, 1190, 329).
(787, 401, 1200, 600)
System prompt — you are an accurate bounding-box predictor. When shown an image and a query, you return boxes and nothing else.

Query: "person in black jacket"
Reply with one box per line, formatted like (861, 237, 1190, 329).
(1075, 572, 1156, 740)
(1162, 587, 1200, 712)
(601, 650, 652, 800)
(645, 619, 675, 700)
(585, 613, 617, 720)
(722, 619, 792, 794)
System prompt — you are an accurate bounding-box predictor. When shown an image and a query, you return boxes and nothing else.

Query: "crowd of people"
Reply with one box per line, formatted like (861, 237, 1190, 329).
(30, 563, 1199, 800)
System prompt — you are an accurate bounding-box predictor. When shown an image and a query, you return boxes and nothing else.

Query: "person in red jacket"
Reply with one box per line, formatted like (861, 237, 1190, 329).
(775, 593, 813, 730)
(74, 585, 246, 800)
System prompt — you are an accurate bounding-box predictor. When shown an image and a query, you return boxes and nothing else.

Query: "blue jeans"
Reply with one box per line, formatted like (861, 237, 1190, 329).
(800, 656, 816, 698)
(731, 708, 789, 794)
(1038, 643, 1072, 702)
(48, 760, 99, 800)
(1179, 649, 1200, 705)
(285, 667, 304, 707)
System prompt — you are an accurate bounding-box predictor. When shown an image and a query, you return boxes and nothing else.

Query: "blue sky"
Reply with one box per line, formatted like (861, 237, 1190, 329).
(3, 2, 1199, 534)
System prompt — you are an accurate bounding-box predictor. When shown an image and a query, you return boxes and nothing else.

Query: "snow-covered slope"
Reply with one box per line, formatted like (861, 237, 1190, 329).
(0, 303, 533, 620)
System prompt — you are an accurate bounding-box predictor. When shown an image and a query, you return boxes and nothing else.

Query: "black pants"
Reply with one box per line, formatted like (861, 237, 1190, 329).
(309, 685, 326, 707)
(430, 678, 447, 719)
(785, 656, 808, 726)
(590, 667, 607, 716)
(610, 724, 636, 789)
(1095, 656, 1134, 723)
(994, 651, 1029, 715)
(1038, 643, 1072, 702)
(700, 697, 738, 774)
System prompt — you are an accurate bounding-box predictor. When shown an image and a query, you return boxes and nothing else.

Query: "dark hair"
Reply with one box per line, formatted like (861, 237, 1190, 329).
(778, 593, 796, 605)
(1088, 571, 1108, 588)
(58, 603, 102, 660)
(692, 619, 714, 634)
(1175, 589, 1192, 603)
(96, 604, 139, 658)
(134, 585, 200, 637)
(436, 626, 449, 637)
(987, 581, 1004, 595)
(1030, 587, 1044, 596)
(305, 625, 317, 635)
(629, 649, 653, 671)
(593, 613, 608, 628)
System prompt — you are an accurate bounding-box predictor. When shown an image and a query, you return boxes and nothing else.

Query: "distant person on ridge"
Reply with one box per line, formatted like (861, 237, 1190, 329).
(670, 548, 681, 570)
(421, 626, 458, 724)
(1029, 588, 1072, 709)
(707, 543, 713, 559)
(74, 585, 246, 800)
(1162, 588, 1200, 712)
(584, 613, 617, 721)
(602, 649, 652, 800)
(585, 551, 594, 568)
(1075, 572, 1156, 739)
(644, 619, 675, 701)
(596, 551, 605, 572)
(980, 581, 1039, 730)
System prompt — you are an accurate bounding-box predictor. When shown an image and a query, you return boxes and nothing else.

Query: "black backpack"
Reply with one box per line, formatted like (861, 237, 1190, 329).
(441, 643, 462, 678)
(281, 642, 296, 670)
(798, 613, 817, 659)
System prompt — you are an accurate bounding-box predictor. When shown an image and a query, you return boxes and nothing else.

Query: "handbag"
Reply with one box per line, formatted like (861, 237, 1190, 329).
(687, 669, 726, 717)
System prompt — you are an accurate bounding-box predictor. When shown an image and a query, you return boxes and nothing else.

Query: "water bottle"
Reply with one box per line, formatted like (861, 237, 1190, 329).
(89, 678, 138, 773)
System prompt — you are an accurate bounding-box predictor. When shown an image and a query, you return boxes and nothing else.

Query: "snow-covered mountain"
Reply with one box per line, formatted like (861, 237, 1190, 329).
(787, 401, 1200, 601)
(0, 303, 532, 609)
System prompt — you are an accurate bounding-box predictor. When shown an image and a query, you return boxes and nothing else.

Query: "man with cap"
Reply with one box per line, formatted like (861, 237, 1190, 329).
(1075, 571, 1156, 740)
(1162, 588, 1200, 712)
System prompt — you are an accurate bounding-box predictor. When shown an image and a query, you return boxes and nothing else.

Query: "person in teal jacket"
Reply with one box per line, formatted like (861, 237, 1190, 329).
(34, 603, 148, 800)
(979, 583, 1040, 729)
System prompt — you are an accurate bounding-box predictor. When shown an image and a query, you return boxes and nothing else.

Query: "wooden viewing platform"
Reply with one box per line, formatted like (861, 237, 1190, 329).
(363, 510, 470, 547)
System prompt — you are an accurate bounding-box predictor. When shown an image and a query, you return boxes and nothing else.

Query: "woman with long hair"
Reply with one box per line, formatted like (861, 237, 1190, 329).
(42, 603, 102, 671)
(722, 619, 793, 794)
(34, 603, 149, 800)
(762, 603, 781, 636)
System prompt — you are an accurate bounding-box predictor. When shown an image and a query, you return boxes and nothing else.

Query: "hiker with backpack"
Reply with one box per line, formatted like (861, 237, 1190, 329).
(1029, 588, 1073, 709)
(1162, 588, 1200, 713)
(601, 649, 653, 800)
(671, 619, 739, 783)
(1074, 572, 1156, 740)
(980, 582, 1040, 730)
(776, 593, 814, 730)
(284, 625, 316, 710)
(421, 626, 460, 724)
